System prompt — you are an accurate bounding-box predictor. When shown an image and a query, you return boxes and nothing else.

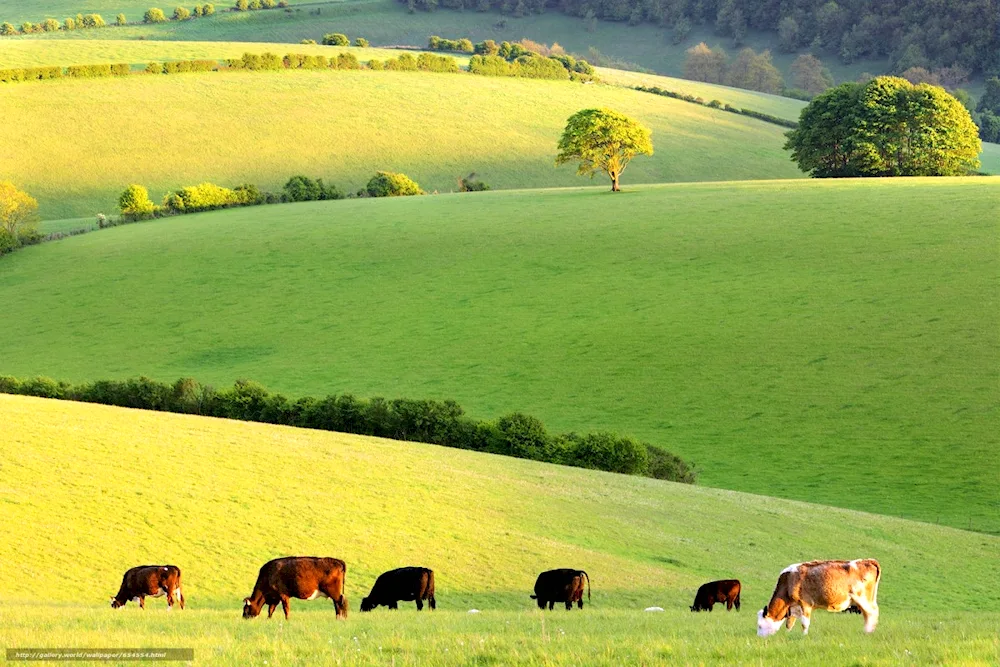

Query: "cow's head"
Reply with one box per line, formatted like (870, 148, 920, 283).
(757, 608, 782, 637)
(110, 596, 125, 609)
(242, 596, 262, 619)
(359, 597, 375, 612)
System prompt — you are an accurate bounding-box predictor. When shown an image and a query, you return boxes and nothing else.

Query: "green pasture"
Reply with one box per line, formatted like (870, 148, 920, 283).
(0, 68, 802, 219)
(980, 142, 1000, 175)
(0, 394, 997, 665)
(0, 0, 889, 82)
(2, 179, 997, 533)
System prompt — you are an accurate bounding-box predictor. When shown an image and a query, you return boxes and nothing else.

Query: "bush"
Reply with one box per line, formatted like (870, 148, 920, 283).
(646, 444, 697, 483)
(111, 63, 131, 76)
(248, 0, 262, 8)
(145, 61, 164, 74)
(354, 37, 369, 47)
(490, 413, 552, 461)
(63, 18, 76, 30)
(563, 432, 649, 475)
(300, 38, 316, 44)
(458, 173, 490, 191)
(366, 171, 423, 197)
(118, 184, 157, 219)
(385, 53, 418, 71)
(416, 52, 459, 72)
(367, 58, 383, 70)
(144, 7, 168, 22)
(0, 22, 16, 35)
(173, 6, 191, 19)
(474, 39, 499, 56)
(234, 0, 249, 10)
(283, 175, 343, 202)
(115, 13, 127, 24)
(262, 0, 276, 7)
(42, 18, 61, 31)
(203, 3, 215, 14)
(81, 14, 106, 27)
(322, 32, 349, 46)
(335, 52, 361, 69)
(162, 182, 243, 213)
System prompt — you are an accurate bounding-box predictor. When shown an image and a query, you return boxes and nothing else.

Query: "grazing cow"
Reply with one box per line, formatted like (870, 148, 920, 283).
(530, 569, 590, 610)
(360, 567, 436, 611)
(690, 579, 741, 612)
(757, 559, 881, 636)
(110, 565, 184, 610)
(242, 557, 348, 620)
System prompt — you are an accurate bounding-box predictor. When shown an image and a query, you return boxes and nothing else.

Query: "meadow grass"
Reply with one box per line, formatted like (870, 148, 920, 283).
(0, 0, 889, 83)
(980, 142, 1000, 175)
(0, 68, 802, 218)
(0, 394, 997, 665)
(1, 179, 997, 533)
(2, 607, 998, 665)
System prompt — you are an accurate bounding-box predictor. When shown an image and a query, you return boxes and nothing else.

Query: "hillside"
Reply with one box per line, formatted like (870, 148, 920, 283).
(0, 393, 997, 664)
(0, 68, 804, 219)
(2, 179, 997, 533)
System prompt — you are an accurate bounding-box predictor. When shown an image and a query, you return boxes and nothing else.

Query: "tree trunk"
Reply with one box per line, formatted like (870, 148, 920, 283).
(611, 172, 620, 192)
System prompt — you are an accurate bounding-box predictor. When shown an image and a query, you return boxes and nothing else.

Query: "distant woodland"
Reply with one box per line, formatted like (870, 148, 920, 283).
(401, 0, 999, 75)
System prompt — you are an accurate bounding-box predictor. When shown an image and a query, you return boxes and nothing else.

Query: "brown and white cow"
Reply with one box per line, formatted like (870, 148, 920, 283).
(110, 565, 184, 610)
(242, 556, 348, 620)
(757, 559, 880, 636)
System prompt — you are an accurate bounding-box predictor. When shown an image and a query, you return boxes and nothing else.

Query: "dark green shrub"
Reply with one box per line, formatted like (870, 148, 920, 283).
(474, 39, 499, 55)
(354, 37, 369, 47)
(81, 13, 106, 27)
(458, 173, 490, 191)
(322, 32, 349, 46)
(416, 52, 459, 72)
(0, 22, 16, 35)
(564, 432, 649, 475)
(707, 99, 722, 108)
(335, 52, 361, 69)
(283, 175, 343, 201)
(233, 183, 264, 205)
(18, 377, 68, 399)
(248, 0, 262, 8)
(385, 53, 418, 71)
(365, 171, 423, 197)
(490, 413, 552, 461)
(646, 444, 697, 483)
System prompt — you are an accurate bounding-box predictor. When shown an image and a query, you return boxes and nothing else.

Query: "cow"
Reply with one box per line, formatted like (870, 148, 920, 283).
(690, 579, 741, 612)
(530, 569, 590, 610)
(360, 567, 436, 612)
(242, 557, 348, 620)
(757, 559, 881, 636)
(110, 565, 184, 610)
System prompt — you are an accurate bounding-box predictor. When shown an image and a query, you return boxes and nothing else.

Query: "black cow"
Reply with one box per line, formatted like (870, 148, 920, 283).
(110, 565, 184, 610)
(360, 567, 436, 611)
(530, 569, 590, 610)
(690, 579, 741, 612)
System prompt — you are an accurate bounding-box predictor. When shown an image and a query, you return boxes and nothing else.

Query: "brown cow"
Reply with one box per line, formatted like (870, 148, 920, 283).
(530, 569, 590, 610)
(242, 556, 348, 620)
(690, 579, 741, 612)
(757, 559, 881, 636)
(110, 565, 184, 610)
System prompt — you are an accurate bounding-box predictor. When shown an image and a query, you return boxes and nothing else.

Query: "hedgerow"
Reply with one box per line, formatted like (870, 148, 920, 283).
(0, 374, 697, 482)
(634, 85, 799, 129)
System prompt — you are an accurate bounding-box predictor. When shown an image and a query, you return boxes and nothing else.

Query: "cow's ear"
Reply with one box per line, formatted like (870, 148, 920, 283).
(243, 597, 251, 604)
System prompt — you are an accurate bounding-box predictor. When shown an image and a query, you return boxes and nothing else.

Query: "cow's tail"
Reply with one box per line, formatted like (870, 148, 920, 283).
(869, 559, 881, 600)
(529, 595, 537, 599)
(582, 571, 591, 602)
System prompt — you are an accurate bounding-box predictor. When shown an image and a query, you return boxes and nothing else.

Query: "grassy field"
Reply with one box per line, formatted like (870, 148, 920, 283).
(2, 179, 997, 533)
(0, 0, 889, 83)
(0, 69, 803, 219)
(0, 394, 997, 664)
(981, 142, 1000, 175)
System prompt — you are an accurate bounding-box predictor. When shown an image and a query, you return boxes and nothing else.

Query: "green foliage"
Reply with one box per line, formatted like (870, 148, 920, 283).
(415, 52, 459, 72)
(162, 182, 246, 212)
(725, 48, 784, 94)
(0, 22, 16, 35)
(79, 13, 105, 27)
(110, 63, 131, 76)
(977, 77, 1000, 115)
(384, 52, 418, 71)
(117, 184, 156, 220)
(0, 182, 40, 255)
(115, 13, 127, 24)
(468, 54, 571, 80)
(366, 171, 423, 197)
(143, 7, 167, 22)
(562, 431, 650, 475)
(145, 61, 163, 74)
(62, 18, 75, 30)
(785, 76, 982, 177)
(41, 18, 60, 31)
(335, 52, 361, 70)
(458, 173, 490, 191)
(172, 6, 191, 19)
(683, 42, 728, 84)
(555, 108, 653, 191)
(354, 37, 369, 47)
(282, 175, 343, 202)
(234, 0, 248, 10)
(367, 58, 383, 71)
(322, 32, 349, 46)
(790, 54, 834, 96)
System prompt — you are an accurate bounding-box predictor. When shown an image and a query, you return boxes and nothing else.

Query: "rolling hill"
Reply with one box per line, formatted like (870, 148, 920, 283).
(0, 393, 997, 663)
(0, 67, 804, 219)
(2, 179, 996, 533)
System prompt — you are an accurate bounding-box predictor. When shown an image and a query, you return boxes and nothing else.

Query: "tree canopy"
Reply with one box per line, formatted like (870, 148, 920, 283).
(555, 108, 653, 192)
(0, 181, 39, 236)
(785, 76, 981, 177)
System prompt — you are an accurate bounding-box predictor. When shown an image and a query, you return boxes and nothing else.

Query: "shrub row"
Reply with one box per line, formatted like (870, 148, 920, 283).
(368, 52, 459, 73)
(430, 35, 596, 79)
(2, 13, 105, 35)
(469, 54, 571, 80)
(634, 86, 799, 129)
(233, 0, 288, 10)
(145, 59, 217, 74)
(0, 375, 696, 482)
(226, 51, 361, 71)
(428, 35, 474, 53)
(0, 227, 42, 257)
(1, 63, 130, 83)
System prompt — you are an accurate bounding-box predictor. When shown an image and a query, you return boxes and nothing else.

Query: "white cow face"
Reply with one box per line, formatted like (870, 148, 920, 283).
(757, 609, 782, 637)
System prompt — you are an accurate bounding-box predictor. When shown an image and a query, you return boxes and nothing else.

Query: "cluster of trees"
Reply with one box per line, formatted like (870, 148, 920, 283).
(974, 78, 1000, 143)
(429, 35, 596, 80)
(785, 76, 981, 177)
(0, 375, 696, 481)
(142, 5, 215, 22)
(320, 33, 368, 47)
(2, 13, 106, 36)
(1, 63, 131, 84)
(469, 54, 571, 79)
(634, 85, 797, 128)
(684, 43, 791, 95)
(369, 52, 459, 73)
(119, 176, 345, 220)
(398, 0, 998, 76)
(0, 182, 42, 257)
(233, 0, 289, 10)
(226, 51, 362, 70)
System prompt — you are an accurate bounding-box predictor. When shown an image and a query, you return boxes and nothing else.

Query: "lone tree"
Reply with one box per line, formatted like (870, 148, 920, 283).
(785, 76, 980, 177)
(556, 108, 653, 192)
(0, 181, 39, 238)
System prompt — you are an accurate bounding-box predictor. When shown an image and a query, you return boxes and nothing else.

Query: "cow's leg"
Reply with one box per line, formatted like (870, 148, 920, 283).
(280, 597, 290, 620)
(333, 596, 347, 619)
(389, 601, 398, 610)
(577, 598, 583, 609)
(165, 587, 176, 610)
(784, 614, 796, 630)
(416, 599, 424, 611)
(548, 601, 555, 610)
(429, 596, 436, 610)
(565, 600, 572, 610)
(851, 596, 879, 633)
(267, 604, 277, 618)
(139, 596, 146, 610)
(799, 608, 812, 635)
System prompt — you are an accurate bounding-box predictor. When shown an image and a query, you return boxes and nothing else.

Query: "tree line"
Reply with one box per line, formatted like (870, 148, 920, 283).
(398, 0, 998, 76)
(0, 375, 697, 482)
